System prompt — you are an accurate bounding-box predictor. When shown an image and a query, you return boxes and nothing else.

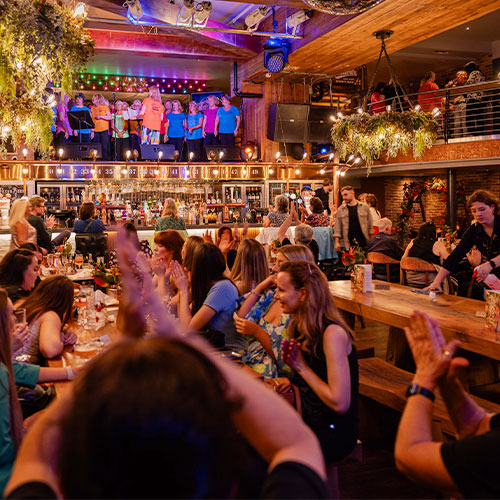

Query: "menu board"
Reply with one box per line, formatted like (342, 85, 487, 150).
(0, 184, 25, 199)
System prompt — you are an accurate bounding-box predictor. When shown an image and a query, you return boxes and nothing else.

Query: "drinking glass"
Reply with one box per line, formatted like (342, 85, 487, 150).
(75, 254, 84, 268)
(47, 254, 55, 268)
(14, 308, 28, 362)
(14, 308, 26, 325)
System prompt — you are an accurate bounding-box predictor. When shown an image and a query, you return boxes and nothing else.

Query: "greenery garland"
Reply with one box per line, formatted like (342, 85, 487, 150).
(331, 110, 439, 172)
(0, 0, 94, 155)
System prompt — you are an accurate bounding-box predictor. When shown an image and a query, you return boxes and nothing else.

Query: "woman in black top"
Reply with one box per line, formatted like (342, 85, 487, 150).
(428, 190, 500, 290)
(0, 250, 39, 304)
(276, 260, 358, 462)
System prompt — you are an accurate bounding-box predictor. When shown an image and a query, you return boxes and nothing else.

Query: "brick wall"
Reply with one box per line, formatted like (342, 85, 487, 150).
(382, 169, 500, 232)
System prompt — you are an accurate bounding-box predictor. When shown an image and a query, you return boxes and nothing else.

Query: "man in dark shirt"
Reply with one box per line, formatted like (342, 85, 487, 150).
(366, 218, 404, 281)
(27, 197, 70, 253)
(314, 179, 333, 215)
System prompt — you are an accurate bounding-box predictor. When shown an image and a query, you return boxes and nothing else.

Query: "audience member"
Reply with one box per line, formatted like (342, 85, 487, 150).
(0, 250, 39, 304)
(334, 186, 373, 252)
(277, 260, 358, 462)
(370, 82, 386, 114)
(155, 198, 187, 232)
(366, 218, 403, 282)
(305, 198, 330, 227)
(171, 243, 246, 352)
(428, 190, 500, 291)
(9, 199, 36, 251)
(404, 222, 449, 288)
(365, 193, 381, 233)
(181, 235, 204, 276)
(395, 310, 500, 499)
(464, 61, 486, 136)
(445, 70, 468, 137)
(73, 202, 105, 234)
(18, 276, 76, 365)
(417, 71, 440, 112)
(263, 195, 289, 228)
(230, 239, 269, 295)
(27, 196, 70, 254)
(151, 229, 184, 298)
(314, 179, 334, 215)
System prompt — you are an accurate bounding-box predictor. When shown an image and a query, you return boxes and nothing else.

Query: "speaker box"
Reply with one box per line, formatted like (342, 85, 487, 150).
(140, 144, 176, 160)
(267, 104, 309, 143)
(278, 143, 305, 161)
(63, 143, 102, 160)
(204, 145, 240, 162)
(308, 106, 335, 143)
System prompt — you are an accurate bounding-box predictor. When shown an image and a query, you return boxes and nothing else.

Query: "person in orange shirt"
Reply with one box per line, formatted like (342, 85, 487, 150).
(91, 94, 112, 160)
(138, 86, 164, 145)
(417, 72, 441, 113)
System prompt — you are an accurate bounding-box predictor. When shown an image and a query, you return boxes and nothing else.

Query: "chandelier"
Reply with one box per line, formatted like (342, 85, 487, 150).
(302, 0, 384, 15)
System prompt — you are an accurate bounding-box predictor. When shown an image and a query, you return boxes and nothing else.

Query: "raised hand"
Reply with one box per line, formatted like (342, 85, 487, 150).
(11, 323, 29, 353)
(170, 260, 188, 293)
(281, 339, 307, 373)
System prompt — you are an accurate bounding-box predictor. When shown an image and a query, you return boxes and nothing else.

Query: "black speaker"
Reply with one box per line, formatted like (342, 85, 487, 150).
(278, 143, 305, 161)
(267, 104, 309, 143)
(63, 143, 102, 160)
(204, 145, 240, 162)
(308, 106, 335, 143)
(140, 144, 176, 160)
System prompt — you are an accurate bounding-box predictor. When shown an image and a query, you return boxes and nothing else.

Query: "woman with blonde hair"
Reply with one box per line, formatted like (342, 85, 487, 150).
(9, 199, 36, 251)
(155, 198, 186, 233)
(166, 100, 186, 162)
(230, 239, 268, 295)
(276, 260, 358, 462)
(139, 86, 163, 145)
(235, 244, 314, 378)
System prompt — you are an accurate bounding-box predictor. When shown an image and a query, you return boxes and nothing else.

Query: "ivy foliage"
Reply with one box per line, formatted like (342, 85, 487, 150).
(0, 0, 94, 155)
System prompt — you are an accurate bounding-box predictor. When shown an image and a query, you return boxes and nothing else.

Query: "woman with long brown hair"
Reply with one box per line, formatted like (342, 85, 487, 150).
(18, 276, 76, 365)
(230, 239, 269, 295)
(275, 260, 358, 462)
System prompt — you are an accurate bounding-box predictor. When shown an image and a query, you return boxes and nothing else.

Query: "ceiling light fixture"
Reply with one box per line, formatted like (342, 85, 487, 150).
(244, 6, 270, 32)
(73, 2, 87, 17)
(124, 0, 143, 24)
(264, 38, 289, 73)
(177, 0, 195, 26)
(193, 1, 212, 27)
(286, 9, 312, 36)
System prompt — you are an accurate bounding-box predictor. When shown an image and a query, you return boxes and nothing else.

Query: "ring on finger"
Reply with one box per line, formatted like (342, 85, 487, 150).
(443, 349, 452, 357)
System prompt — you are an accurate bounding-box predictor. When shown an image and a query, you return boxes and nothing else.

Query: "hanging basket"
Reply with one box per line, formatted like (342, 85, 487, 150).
(331, 110, 439, 173)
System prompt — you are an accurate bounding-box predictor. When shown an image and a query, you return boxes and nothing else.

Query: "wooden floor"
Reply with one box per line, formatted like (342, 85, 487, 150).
(342, 318, 440, 499)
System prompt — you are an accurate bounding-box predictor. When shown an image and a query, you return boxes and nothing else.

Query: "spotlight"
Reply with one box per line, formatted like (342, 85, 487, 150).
(57, 167, 63, 174)
(177, 0, 195, 25)
(340, 171, 346, 177)
(22, 167, 29, 175)
(269, 168, 274, 174)
(320, 169, 325, 175)
(121, 168, 127, 175)
(264, 39, 289, 74)
(124, 0, 143, 24)
(58, 148, 64, 160)
(208, 150, 216, 161)
(213, 169, 219, 175)
(189, 151, 194, 161)
(295, 168, 301, 175)
(73, 2, 87, 17)
(286, 9, 312, 36)
(242, 168, 247, 175)
(245, 6, 270, 32)
(241, 141, 256, 161)
(22, 148, 27, 159)
(193, 1, 212, 27)
(154, 169, 160, 175)
(328, 153, 334, 161)
(302, 152, 308, 161)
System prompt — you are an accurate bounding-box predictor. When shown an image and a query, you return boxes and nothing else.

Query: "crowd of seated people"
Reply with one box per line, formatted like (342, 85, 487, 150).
(51, 88, 241, 161)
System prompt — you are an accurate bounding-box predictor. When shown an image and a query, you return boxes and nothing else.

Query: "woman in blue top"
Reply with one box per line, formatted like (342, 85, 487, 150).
(215, 95, 240, 147)
(73, 202, 105, 234)
(69, 93, 93, 143)
(166, 100, 186, 162)
(185, 101, 204, 161)
(171, 243, 247, 352)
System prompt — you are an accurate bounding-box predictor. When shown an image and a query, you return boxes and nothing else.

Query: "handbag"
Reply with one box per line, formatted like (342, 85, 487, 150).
(264, 377, 302, 414)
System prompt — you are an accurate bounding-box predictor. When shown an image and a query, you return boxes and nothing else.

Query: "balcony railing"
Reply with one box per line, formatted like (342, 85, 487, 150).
(367, 79, 500, 143)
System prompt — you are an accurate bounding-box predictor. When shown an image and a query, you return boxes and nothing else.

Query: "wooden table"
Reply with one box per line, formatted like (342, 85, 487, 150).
(48, 323, 120, 395)
(329, 280, 500, 362)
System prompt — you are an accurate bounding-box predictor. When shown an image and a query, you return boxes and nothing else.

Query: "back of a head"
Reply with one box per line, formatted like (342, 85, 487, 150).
(23, 275, 74, 324)
(162, 198, 178, 218)
(79, 202, 95, 221)
(424, 71, 435, 81)
(464, 61, 480, 74)
(378, 217, 392, 233)
(123, 223, 140, 248)
(0, 249, 35, 287)
(295, 223, 314, 245)
(416, 222, 437, 242)
(275, 194, 289, 214)
(278, 244, 314, 263)
(310, 197, 324, 214)
(230, 239, 268, 291)
(9, 199, 28, 228)
(182, 235, 203, 272)
(59, 337, 240, 499)
(365, 193, 377, 208)
(154, 230, 184, 263)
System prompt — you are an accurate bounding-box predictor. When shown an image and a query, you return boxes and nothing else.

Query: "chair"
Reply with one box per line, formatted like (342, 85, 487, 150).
(367, 252, 400, 283)
(400, 256, 436, 287)
(326, 440, 363, 499)
(75, 233, 108, 260)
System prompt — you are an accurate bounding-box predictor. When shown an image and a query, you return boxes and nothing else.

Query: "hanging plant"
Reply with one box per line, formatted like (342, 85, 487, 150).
(0, 0, 94, 156)
(331, 110, 440, 173)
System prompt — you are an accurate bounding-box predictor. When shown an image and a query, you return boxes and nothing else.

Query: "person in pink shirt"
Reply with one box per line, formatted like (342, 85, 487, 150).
(417, 72, 441, 112)
(370, 82, 386, 114)
(202, 95, 219, 146)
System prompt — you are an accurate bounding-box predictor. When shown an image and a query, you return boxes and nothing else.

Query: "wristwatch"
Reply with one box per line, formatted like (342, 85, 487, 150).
(405, 383, 435, 402)
(489, 260, 497, 269)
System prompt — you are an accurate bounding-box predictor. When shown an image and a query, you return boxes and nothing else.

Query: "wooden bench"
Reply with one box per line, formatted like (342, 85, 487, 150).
(359, 357, 500, 436)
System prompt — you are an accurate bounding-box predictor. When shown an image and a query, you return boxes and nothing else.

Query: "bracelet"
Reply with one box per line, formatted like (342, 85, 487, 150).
(250, 289, 262, 298)
(489, 259, 497, 270)
(66, 366, 75, 381)
(405, 383, 435, 402)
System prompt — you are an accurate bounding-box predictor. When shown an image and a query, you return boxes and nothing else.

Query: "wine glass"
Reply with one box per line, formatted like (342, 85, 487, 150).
(47, 254, 55, 268)
(75, 254, 84, 269)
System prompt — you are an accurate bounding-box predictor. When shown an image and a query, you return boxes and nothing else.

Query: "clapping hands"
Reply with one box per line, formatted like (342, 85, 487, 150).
(282, 339, 307, 374)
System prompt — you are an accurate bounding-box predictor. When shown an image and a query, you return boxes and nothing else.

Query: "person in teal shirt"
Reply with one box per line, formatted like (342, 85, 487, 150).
(185, 101, 203, 161)
(215, 95, 240, 147)
(69, 93, 93, 143)
(166, 100, 186, 162)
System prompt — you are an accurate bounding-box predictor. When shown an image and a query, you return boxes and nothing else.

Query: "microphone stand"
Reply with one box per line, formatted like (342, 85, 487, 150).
(112, 92, 117, 161)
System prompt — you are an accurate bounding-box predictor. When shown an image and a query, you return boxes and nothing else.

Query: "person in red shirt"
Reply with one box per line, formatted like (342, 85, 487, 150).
(370, 82, 386, 114)
(417, 72, 441, 112)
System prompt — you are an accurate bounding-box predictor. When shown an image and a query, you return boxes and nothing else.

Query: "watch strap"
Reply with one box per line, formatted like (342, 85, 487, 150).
(489, 260, 497, 269)
(405, 383, 435, 402)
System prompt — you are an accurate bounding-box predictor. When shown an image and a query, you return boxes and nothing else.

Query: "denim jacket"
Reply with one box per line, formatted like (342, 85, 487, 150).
(333, 202, 373, 248)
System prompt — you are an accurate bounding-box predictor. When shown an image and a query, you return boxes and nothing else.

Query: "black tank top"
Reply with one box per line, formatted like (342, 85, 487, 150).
(408, 238, 440, 265)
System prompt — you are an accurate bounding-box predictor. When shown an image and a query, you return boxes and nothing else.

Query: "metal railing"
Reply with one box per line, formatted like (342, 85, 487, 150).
(367, 79, 500, 143)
